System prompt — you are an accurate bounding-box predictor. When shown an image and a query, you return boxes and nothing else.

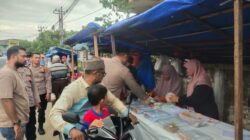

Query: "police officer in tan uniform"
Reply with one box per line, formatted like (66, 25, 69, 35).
(18, 66, 40, 140)
(30, 53, 52, 135)
(102, 53, 149, 100)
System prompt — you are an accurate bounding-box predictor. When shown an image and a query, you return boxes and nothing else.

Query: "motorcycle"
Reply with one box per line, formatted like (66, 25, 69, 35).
(55, 92, 137, 140)
(61, 111, 135, 140)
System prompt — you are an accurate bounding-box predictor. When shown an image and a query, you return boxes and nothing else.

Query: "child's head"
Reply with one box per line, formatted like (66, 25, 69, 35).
(87, 84, 108, 106)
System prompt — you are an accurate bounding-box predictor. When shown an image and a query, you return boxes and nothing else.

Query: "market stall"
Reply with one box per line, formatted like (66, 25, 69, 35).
(62, 1, 250, 139)
(64, 22, 156, 90)
(46, 46, 79, 79)
(45, 46, 77, 60)
(64, 22, 150, 56)
(103, 0, 250, 140)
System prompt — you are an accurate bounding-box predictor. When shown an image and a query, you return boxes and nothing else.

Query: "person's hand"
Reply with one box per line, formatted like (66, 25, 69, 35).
(148, 91, 155, 97)
(170, 95, 179, 103)
(69, 128, 85, 140)
(129, 113, 139, 125)
(14, 124, 23, 140)
(165, 92, 175, 103)
(46, 93, 51, 102)
(44, 67, 49, 73)
(109, 114, 115, 116)
(157, 96, 167, 102)
(50, 93, 56, 102)
(153, 96, 160, 102)
(35, 103, 41, 110)
(143, 96, 155, 105)
(90, 119, 104, 128)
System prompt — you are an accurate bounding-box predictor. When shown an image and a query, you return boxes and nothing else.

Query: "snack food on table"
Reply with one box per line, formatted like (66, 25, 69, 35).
(144, 96, 156, 105)
(131, 105, 154, 114)
(164, 123, 179, 133)
(152, 102, 163, 109)
(179, 111, 205, 127)
(179, 130, 213, 140)
(179, 111, 193, 120)
(143, 110, 171, 122)
(178, 132, 190, 140)
(165, 92, 175, 103)
(207, 117, 218, 123)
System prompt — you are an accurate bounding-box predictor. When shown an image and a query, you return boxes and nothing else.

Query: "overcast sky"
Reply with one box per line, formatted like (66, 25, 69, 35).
(0, 0, 118, 40)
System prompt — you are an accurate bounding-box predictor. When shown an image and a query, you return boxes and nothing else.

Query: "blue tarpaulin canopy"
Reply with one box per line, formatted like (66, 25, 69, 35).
(46, 47, 77, 60)
(64, 22, 101, 46)
(64, 22, 149, 53)
(104, 0, 250, 64)
(73, 43, 89, 51)
(63, 23, 155, 89)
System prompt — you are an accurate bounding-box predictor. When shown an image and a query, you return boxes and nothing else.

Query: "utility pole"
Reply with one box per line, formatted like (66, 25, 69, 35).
(53, 7, 65, 45)
(52, 0, 79, 45)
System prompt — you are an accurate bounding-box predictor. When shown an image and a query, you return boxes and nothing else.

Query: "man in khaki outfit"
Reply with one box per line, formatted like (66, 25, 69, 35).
(102, 52, 150, 101)
(0, 46, 29, 140)
(18, 66, 40, 140)
(30, 53, 52, 135)
(50, 58, 139, 140)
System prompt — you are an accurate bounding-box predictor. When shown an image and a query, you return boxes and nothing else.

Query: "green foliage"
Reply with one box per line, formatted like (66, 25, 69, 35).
(100, 0, 131, 12)
(94, 13, 114, 27)
(19, 30, 77, 53)
(96, 0, 132, 27)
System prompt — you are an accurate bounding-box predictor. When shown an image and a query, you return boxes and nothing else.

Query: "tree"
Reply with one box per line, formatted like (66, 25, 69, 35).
(95, 0, 132, 27)
(19, 30, 77, 53)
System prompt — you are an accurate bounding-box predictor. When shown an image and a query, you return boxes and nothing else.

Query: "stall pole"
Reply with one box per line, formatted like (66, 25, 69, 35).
(234, 0, 243, 139)
(93, 34, 99, 57)
(111, 34, 116, 56)
(71, 47, 74, 81)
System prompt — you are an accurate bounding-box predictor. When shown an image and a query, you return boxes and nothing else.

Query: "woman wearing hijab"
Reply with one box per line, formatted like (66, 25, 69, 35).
(170, 59, 219, 119)
(149, 64, 182, 102)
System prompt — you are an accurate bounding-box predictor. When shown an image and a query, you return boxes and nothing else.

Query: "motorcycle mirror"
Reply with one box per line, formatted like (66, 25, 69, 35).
(62, 112, 80, 124)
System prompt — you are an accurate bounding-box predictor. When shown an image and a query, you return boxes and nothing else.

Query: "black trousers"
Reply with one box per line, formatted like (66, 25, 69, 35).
(38, 94, 48, 127)
(52, 78, 70, 105)
(25, 106, 36, 140)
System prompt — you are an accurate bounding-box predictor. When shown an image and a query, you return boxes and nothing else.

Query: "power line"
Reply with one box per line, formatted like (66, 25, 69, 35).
(43, 0, 72, 30)
(61, 0, 67, 8)
(64, 8, 104, 23)
(50, 0, 80, 44)
(63, 0, 80, 20)
(50, 0, 80, 30)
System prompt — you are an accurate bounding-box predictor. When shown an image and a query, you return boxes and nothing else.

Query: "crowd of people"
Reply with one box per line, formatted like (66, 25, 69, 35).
(0, 46, 71, 140)
(0, 45, 219, 140)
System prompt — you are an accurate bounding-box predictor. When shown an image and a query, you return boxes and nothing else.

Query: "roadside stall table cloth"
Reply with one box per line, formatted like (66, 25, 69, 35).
(129, 103, 250, 140)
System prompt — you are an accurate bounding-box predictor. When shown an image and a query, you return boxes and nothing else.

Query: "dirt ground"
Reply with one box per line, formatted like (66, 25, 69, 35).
(36, 103, 57, 140)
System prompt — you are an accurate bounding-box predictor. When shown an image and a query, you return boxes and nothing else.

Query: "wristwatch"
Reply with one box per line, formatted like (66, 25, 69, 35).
(13, 119, 21, 126)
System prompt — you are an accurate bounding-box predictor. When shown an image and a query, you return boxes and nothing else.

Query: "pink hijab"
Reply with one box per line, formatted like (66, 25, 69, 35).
(154, 64, 182, 96)
(184, 59, 211, 97)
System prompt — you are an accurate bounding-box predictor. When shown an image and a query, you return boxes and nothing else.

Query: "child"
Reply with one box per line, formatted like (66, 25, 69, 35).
(81, 84, 109, 130)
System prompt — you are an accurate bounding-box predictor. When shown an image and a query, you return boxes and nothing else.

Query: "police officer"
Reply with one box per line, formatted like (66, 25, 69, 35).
(30, 53, 52, 135)
(18, 66, 40, 140)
